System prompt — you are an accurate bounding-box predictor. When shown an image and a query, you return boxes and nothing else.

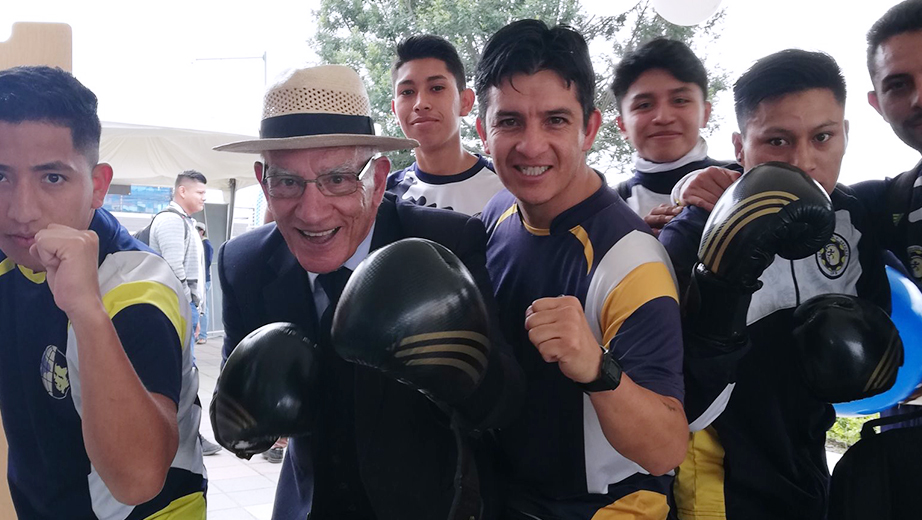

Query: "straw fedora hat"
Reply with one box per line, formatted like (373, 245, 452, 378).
(215, 65, 418, 154)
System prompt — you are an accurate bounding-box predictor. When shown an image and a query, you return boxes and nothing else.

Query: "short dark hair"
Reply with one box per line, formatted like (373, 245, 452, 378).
(392, 35, 466, 91)
(475, 19, 595, 127)
(175, 170, 207, 190)
(611, 38, 708, 112)
(0, 66, 101, 166)
(734, 49, 846, 132)
(867, 0, 922, 80)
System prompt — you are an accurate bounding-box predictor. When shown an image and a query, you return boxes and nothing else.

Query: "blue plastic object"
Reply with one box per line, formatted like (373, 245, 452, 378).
(834, 266, 922, 416)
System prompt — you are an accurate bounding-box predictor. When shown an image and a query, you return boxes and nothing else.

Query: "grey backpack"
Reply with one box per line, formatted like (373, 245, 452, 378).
(133, 207, 188, 245)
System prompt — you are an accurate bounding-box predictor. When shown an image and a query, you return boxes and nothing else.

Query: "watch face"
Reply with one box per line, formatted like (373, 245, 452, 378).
(601, 354, 622, 387)
(580, 353, 622, 393)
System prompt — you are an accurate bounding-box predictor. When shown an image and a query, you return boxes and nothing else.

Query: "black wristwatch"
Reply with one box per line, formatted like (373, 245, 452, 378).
(578, 346, 622, 393)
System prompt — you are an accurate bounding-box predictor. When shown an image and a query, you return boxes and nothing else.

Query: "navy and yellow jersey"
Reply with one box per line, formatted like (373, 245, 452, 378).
(386, 154, 504, 216)
(660, 186, 889, 520)
(481, 183, 684, 518)
(614, 158, 741, 219)
(0, 208, 206, 520)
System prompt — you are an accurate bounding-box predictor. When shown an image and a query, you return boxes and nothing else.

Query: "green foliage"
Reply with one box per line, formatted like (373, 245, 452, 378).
(313, 0, 729, 173)
(827, 414, 879, 451)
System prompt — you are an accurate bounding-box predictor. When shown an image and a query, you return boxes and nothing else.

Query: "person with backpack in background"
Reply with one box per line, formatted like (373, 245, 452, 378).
(149, 171, 206, 342)
(147, 170, 220, 456)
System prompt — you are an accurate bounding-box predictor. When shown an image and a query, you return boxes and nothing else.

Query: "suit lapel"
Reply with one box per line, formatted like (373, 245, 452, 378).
(369, 195, 403, 253)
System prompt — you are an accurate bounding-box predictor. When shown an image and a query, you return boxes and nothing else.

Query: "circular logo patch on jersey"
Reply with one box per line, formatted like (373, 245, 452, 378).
(816, 233, 850, 279)
(40, 345, 70, 399)
(908, 246, 922, 280)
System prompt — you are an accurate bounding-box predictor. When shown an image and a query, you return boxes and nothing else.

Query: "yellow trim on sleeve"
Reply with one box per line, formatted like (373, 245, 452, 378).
(569, 225, 594, 275)
(674, 426, 728, 520)
(590, 489, 670, 519)
(101, 280, 187, 349)
(142, 491, 206, 519)
(599, 262, 679, 345)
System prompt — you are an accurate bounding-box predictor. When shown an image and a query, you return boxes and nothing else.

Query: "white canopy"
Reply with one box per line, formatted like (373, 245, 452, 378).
(100, 121, 260, 194)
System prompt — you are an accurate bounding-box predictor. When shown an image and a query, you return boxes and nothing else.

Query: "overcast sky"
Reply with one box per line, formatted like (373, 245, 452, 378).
(1, 0, 917, 202)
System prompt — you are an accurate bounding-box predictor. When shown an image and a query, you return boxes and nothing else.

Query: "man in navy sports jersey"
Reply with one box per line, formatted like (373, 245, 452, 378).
(0, 66, 206, 519)
(387, 34, 503, 215)
(475, 20, 688, 519)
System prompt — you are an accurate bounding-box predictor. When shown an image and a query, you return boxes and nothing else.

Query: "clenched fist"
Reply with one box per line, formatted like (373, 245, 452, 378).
(29, 224, 103, 317)
(525, 296, 603, 384)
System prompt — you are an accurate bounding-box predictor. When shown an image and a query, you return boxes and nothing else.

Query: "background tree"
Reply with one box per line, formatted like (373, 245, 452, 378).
(313, 0, 728, 176)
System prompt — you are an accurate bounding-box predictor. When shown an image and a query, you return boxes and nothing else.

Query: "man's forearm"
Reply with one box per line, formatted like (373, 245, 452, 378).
(69, 303, 178, 505)
(589, 373, 688, 476)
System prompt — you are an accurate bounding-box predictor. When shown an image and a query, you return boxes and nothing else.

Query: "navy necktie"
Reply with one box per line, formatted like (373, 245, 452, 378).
(312, 267, 375, 517)
(316, 267, 352, 343)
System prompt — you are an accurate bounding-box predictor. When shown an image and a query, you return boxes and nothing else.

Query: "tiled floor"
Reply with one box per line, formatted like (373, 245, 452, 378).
(196, 337, 280, 520)
(194, 335, 846, 520)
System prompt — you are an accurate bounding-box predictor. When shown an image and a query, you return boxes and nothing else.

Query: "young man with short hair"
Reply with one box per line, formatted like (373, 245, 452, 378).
(612, 38, 738, 234)
(660, 50, 896, 520)
(150, 171, 207, 343)
(387, 34, 504, 215)
(857, 0, 922, 284)
(0, 66, 206, 519)
(476, 19, 688, 519)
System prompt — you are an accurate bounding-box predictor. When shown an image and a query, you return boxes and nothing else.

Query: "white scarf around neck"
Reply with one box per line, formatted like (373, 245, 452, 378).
(632, 137, 708, 174)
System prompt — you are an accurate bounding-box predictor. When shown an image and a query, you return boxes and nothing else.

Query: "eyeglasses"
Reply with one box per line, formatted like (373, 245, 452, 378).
(262, 157, 375, 199)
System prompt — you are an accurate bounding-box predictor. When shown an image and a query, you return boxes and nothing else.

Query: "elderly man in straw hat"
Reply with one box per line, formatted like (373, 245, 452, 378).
(213, 65, 522, 520)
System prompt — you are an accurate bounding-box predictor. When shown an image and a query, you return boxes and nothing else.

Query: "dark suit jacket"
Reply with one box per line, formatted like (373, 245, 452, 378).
(218, 193, 522, 520)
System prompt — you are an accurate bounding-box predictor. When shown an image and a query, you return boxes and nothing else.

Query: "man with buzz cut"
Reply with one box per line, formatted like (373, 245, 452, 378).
(148, 169, 220, 456)
(661, 50, 902, 520)
(611, 38, 739, 235)
(476, 19, 689, 519)
(150, 172, 207, 345)
(387, 34, 504, 215)
(0, 66, 206, 519)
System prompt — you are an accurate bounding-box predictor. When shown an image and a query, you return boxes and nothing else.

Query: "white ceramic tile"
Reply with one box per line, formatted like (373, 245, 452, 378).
(206, 492, 237, 512)
(206, 508, 258, 520)
(246, 503, 275, 520)
(230, 487, 278, 507)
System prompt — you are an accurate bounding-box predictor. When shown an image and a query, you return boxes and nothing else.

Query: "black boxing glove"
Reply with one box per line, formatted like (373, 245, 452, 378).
(210, 322, 318, 459)
(331, 238, 491, 407)
(697, 161, 836, 286)
(687, 162, 836, 349)
(793, 294, 904, 403)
